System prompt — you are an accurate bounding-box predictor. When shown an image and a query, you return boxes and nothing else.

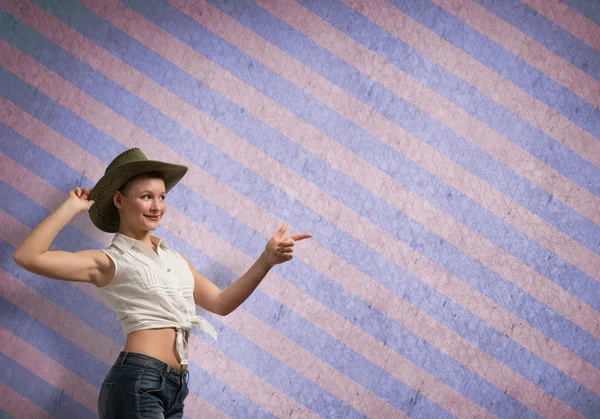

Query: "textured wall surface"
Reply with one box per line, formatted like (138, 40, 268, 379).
(1, 0, 599, 418)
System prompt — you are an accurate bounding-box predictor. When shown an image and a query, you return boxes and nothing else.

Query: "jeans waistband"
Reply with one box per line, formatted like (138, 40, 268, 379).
(115, 351, 188, 385)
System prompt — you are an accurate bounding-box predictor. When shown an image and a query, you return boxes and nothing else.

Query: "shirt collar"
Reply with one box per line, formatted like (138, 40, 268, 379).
(111, 232, 169, 254)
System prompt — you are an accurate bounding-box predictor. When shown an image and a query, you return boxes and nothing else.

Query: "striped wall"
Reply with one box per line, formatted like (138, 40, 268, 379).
(0, 0, 598, 417)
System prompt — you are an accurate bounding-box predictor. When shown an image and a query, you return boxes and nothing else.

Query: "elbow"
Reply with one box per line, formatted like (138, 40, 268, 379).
(13, 251, 28, 268)
(215, 305, 232, 316)
(213, 291, 232, 316)
(196, 296, 231, 316)
(13, 251, 42, 271)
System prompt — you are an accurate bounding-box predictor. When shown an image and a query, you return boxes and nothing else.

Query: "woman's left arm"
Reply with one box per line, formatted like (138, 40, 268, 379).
(185, 223, 312, 316)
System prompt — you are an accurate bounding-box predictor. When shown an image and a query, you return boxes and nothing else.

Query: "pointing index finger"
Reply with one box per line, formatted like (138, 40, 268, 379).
(289, 233, 312, 241)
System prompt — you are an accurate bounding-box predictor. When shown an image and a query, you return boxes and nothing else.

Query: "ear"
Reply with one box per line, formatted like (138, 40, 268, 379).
(113, 191, 124, 210)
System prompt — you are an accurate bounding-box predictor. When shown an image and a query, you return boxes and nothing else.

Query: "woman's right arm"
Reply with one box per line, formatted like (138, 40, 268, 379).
(12, 187, 115, 288)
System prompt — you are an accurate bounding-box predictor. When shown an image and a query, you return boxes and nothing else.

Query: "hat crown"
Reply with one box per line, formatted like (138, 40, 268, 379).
(105, 148, 148, 175)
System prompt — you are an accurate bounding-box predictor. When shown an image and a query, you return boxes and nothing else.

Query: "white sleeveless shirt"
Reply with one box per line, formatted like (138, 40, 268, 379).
(98, 232, 218, 365)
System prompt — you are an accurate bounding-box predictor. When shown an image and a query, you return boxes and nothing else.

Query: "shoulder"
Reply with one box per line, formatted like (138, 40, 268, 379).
(90, 248, 119, 288)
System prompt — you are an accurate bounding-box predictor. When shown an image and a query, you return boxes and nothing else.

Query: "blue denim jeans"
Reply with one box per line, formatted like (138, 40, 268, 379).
(98, 351, 190, 419)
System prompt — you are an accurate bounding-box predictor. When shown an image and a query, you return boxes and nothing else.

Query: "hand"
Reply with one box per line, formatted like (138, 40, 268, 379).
(263, 223, 312, 266)
(65, 186, 95, 213)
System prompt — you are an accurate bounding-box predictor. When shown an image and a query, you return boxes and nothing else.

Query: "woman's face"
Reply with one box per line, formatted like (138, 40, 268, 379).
(114, 176, 167, 232)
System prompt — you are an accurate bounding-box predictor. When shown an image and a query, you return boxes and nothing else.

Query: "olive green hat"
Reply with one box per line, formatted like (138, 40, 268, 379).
(88, 147, 188, 233)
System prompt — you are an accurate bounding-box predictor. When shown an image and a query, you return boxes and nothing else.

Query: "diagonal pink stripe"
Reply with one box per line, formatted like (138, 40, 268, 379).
(0, 380, 54, 419)
(431, 0, 600, 108)
(1, 0, 597, 408)
(341, 0, 600, 168)
(253, 0, 600, 227)
(521, 0, 600, 52)
(0, 326, 98, 412)
(166, 0, 600, 289)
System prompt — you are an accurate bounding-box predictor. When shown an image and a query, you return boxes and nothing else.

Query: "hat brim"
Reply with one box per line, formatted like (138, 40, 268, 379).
(88, 160, 188, 233)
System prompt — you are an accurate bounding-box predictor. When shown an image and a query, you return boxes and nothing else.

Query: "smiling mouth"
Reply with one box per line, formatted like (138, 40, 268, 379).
(145, 215, 160, 220)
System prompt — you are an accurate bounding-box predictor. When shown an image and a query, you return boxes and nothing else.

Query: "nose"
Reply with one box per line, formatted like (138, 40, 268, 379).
(150, 201, 160, 213)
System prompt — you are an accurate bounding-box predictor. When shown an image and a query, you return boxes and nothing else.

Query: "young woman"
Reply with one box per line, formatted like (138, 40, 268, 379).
(13, 147, 312, 418)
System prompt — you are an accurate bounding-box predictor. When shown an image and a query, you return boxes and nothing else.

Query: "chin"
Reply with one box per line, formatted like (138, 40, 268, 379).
(141, 218, 160, 230)
(145, 222, 159, 230)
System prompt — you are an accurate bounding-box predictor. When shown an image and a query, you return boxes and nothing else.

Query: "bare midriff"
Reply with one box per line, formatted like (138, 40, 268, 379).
(123, 327, 188, 371)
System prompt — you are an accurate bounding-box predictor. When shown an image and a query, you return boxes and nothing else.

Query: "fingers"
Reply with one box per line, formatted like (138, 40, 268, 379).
(276, 223, 288, 237)
(270, 224, 312, 265)
(289, 233, 312, 241)
(277, 238, 295, 248)
(73, 187, 92, 199)
(277, 246, 293, 254)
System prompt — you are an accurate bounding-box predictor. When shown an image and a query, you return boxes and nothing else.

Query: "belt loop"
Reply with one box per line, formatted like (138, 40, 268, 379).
(119, 351, 128, 367)
(179, 370, 186, 390)
(165, 364, 171, 375)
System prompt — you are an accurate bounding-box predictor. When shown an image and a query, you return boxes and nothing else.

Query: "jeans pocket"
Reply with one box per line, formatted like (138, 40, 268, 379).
(136, 367, 165, 398)
(97, 382, 113, 419)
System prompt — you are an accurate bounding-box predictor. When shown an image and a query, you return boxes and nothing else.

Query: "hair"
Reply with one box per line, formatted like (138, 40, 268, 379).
(118, 171, 166, 197)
